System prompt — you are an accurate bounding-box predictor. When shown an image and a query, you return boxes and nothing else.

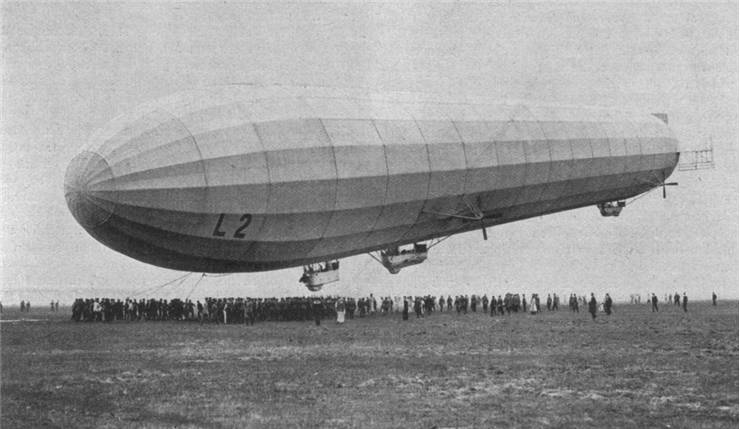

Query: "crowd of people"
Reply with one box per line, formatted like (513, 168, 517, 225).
(69, 296, 406, 324)
(629, 292, 718, 309)
(649, 292, 695, 313)
(0, 291, 713, 321)
(63, 292, 644, 325)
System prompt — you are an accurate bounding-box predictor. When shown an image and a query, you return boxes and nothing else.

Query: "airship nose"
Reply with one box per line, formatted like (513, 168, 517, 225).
(64, 151, 117, 230)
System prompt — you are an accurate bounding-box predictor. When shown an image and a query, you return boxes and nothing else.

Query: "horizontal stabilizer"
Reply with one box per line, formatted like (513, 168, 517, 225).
(679, 148, 714, 171)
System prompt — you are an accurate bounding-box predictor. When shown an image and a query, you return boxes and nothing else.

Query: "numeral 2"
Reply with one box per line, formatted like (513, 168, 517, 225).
(233, 214, 252, 239)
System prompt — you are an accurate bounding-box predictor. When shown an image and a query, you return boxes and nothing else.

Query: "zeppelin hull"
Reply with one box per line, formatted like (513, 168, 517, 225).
(65, 87, 680, 272)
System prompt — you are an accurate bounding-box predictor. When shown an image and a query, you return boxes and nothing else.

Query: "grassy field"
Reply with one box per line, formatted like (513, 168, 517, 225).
(1, 301, 737, 428)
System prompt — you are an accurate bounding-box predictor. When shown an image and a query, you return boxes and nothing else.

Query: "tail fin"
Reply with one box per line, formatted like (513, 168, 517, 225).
(651, 113, 669, 124)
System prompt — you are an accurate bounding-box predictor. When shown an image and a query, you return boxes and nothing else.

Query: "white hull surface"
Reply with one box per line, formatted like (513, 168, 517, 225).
(64, 86, 679, 272)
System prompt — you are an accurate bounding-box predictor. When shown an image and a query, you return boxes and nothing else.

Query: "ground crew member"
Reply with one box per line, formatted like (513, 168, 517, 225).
(682, 293, 688, 312)
(604, 293, 613, 316)
(588, 293, 597, 320)
(651, 293, 659, 312)
(335, 298, 346, 324)
(312, 298, 322, 326)
(413, 297, 422, 318)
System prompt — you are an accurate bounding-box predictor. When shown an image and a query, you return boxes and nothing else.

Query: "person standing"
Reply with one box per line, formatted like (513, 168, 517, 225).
(244, 299, 256, 326)
(402, 297, 409, 321)
(202, 300, 210, 323)
(682, 293, 688, 312)
(370, 294, 377, 315)
(346, 298, 355, 319)
(712, 292, 717, 306)
(92, 299, 101, 321)
(312, 297, 323, 326)
(335, 298, 346, 324)
(651, 293, 659, 312)
(604, 294, 613, 316)
(529, 294, 538, 315)
(588, 293, 597, 320)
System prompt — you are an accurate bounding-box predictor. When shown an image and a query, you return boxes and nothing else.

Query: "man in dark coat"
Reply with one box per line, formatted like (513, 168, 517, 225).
(588, 293, 597, 320)
(245, 299, 256, 326)
(682, 293, 688, 312)
(402, 297, 409, 321)
(651, 293, 659, 312)
(312, 298, 323, 326)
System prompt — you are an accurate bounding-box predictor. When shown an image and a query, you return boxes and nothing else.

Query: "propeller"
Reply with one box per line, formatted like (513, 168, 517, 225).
(423, 196, 500, 241)
(662, 181, 679, 199)
(660, 172, 678, 199)
(464, 197, 488, 241)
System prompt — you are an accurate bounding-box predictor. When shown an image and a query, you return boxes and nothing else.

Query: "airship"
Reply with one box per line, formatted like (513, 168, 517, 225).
(65, 85, 679, 290)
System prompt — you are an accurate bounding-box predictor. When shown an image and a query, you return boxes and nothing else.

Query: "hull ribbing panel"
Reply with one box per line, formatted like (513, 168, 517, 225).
(65, 86, 680, 272)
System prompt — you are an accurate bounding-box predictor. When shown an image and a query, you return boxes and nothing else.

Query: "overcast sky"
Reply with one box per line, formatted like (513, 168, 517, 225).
(1, 2, 737, 304)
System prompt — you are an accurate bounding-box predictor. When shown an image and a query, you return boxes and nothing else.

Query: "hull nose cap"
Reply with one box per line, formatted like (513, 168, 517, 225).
(64, 151, 115, 229)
